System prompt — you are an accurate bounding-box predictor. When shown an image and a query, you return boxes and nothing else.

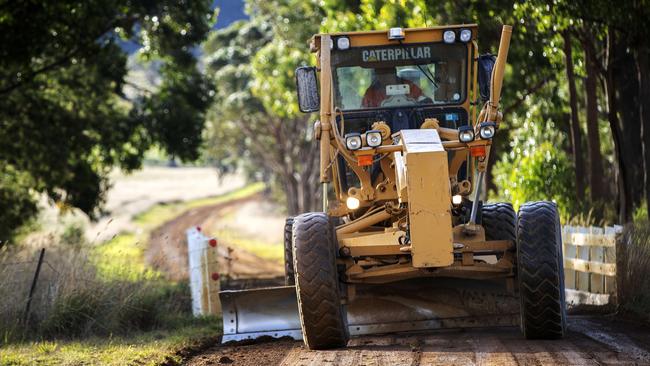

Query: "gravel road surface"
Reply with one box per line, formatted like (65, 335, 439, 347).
(186, 316, 650, 366)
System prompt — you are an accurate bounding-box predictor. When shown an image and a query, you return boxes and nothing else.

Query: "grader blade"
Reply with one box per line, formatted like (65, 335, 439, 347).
(220, 278, 519, 343)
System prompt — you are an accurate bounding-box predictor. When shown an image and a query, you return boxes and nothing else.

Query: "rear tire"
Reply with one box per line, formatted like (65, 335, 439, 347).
(284, 217, 294, 285)
(517, 201, 567, 339)
(292, 212, 348, 350)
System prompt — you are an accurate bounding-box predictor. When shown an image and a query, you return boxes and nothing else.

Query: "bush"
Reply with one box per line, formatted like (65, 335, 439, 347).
(0, 166, 38, 244)
(493, 142, 576, 219)
(617, 223, 650, 322)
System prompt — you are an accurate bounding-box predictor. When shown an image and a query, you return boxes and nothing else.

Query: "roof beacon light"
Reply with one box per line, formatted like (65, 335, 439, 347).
(388, 27, 405, 40)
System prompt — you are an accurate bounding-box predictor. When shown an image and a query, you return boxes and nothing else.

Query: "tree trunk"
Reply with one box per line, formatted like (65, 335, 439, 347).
(562, 31, 586, 205)
(604, 30, 632, 223)
(637, 47, 650, 215)
(582, 34, 606, 206)
(615, 43, 644, 211)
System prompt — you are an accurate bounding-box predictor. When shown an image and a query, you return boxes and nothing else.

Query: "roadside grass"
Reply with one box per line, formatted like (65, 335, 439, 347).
(1, 319, 220, 366)
(0, 182, 266, 365)
(618, 222, 650, 323)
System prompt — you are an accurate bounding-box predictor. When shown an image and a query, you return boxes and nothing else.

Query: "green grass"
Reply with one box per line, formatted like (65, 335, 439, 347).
(1, 319, 220, 366)
(93, 234, 161, 281)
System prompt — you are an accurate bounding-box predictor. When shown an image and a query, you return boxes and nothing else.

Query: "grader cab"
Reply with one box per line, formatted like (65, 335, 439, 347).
(220, 24, 567, 350)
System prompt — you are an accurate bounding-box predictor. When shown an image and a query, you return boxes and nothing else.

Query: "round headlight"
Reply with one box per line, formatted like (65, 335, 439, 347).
(345, 133, 362, 150)
(458, 126, 474, 142)
(443, 30, 456, 43)
(366, 130, 382, 147)
(346, 196, 360, 210)
(337, 37, 350, 50)
(479, 122, 496, 139)
(459, 29, 472, 42)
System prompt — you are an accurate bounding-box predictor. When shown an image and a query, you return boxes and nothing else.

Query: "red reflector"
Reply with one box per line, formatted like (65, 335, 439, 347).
(470, 146, 486, 157)
(209, 238, 217, 247)
(211, 272, 220, 281)
(357, 155, 373, 166)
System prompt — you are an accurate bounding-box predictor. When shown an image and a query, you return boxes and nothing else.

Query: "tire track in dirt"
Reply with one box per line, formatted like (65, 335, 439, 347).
(145, 193, 283, 281)
(185, 316, 650, 366)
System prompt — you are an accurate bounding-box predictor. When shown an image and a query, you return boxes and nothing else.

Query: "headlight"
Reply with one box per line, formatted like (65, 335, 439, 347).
(346, 196, 360, 210)
(443, 30, 456, 43)
(452, 195, 462, 205)
(479, 122, 497, 139)
(458, 125, 474, 142)
(459, 29, 472, 42)
(336, 37, 350, 50)
(345, 133, 362, 150)
(366, 130, 382, 147)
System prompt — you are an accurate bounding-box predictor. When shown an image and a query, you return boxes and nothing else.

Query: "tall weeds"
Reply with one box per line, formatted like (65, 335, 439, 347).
(617, 223, 650, 322)
(0, 238, 192, 343)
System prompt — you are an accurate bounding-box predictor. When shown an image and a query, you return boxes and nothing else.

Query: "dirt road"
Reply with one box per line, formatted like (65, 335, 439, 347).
(187, 316, 650, 366)
(88, 167, 244, 243)
(146, 193, 283, 281)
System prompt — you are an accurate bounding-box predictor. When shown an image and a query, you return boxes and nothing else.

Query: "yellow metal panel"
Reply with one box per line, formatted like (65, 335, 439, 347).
(399, 130, 454, 267)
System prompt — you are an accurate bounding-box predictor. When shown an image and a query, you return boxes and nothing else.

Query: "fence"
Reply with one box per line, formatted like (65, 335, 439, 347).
(562, 225, 622, 306)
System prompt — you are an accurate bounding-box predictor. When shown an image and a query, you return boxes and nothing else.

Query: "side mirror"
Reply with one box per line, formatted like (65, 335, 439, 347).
(477, 54, 496, 103)
(295, 66, 320, 113)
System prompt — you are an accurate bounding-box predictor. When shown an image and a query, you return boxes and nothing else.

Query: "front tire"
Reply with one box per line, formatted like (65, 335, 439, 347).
(292, 212, 348, 350)
(517, 201, 567, 339)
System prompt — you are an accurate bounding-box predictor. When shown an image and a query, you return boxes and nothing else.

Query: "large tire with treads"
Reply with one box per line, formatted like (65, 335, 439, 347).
(517, 201, 567, 339)
(482, 202, 516, 242)
(292, 212, 348, 349)
(283, 217, 294, 285)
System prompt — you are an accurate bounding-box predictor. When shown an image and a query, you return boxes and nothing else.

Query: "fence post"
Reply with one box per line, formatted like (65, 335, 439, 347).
(23, 248, 45, 324)
(615, 226, 628, 308)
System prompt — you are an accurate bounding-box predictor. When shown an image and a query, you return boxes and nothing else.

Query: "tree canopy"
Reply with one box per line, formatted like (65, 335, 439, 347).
(0, 1, 216, 241)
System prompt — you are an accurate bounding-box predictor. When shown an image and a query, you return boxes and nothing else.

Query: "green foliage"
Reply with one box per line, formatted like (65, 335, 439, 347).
(0, 1, 216, 239)
(494, 142, 576, 218)
(202, 3, 321, 214)
(0, 166, 38, 243)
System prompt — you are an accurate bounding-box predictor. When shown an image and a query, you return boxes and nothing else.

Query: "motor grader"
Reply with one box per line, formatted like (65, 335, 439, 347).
(220, 24, 567, 350)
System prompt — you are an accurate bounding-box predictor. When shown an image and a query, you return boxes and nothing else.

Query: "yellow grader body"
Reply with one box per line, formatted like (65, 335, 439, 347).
(221, 24, 567, 350)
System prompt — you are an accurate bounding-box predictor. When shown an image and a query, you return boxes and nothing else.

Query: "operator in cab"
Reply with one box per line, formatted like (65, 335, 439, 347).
(361, 67, 427, 108)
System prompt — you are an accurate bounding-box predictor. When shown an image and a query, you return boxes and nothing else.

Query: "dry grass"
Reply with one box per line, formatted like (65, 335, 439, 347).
(0, 234, 194, 343)
(617, 223, 650, 322)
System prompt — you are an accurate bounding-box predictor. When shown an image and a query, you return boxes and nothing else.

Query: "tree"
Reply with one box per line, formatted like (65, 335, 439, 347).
(203, 3, 322, 215)
(579, 29, 606, 205)
(0, 1, 215, 241)
(562, 30, 586, 204)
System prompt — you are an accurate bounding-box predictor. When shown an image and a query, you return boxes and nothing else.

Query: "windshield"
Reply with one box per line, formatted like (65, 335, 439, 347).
(331, 42, 467, 110)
